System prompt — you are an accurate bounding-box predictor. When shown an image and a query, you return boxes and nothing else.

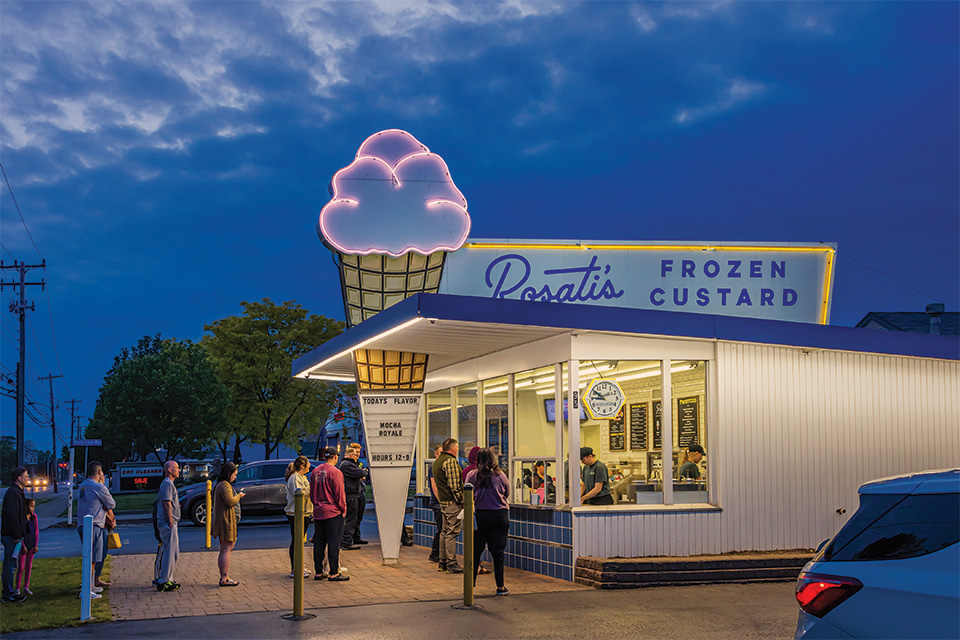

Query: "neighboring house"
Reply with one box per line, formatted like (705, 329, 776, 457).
(857, 303, 958, 336)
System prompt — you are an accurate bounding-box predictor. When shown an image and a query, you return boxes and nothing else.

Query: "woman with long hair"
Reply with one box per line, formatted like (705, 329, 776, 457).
(284, 456, 313, 578)
(464, 448, 510, 595)
(211, 462, 245, 586)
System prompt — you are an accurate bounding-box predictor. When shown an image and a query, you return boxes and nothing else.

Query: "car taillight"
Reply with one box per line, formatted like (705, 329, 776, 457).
(796, 572, 863, 618)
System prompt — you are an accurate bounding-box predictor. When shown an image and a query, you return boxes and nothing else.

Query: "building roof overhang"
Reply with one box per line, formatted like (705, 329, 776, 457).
(292, 294, 960, 381)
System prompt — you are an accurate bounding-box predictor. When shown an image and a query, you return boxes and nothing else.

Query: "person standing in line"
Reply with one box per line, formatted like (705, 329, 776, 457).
(432, 438, 464, 574)
(15, 499, 38, 596)
(211, 462, 245, 587)
(77, 462, 116, 599)
(579, 447, 613, 505)
(310, 447, 349, 582)
(465, 448, 511, 596)
(285, 456, 313, 578)
(349, 443, 369, 545)
(460, 445, 480, 484)
(427, 445, 443, 563)
(679, 444, 705, 480)
(338, 446, 367, 551)
(154, 461, 181, 592)
(1, 467, 29, 603)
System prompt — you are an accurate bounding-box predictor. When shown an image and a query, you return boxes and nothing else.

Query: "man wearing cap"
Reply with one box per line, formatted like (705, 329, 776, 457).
(679, 445, 705, 480)
(579, 447, 613, 506)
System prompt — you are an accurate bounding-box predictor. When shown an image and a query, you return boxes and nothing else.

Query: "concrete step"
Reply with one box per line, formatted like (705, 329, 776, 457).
(575, 552, 812, 589)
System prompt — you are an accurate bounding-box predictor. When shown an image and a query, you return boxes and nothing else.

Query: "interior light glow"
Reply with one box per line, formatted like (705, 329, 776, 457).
(297, 317, 424, 378)
(305, 374, 357, 382)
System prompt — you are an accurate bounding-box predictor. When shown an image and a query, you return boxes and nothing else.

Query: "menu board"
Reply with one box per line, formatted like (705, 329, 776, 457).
(608, 406, 626, 451)
(629, 402, 647, 450)
(653, 400, 663, 449)
(677, 396, 700, 449)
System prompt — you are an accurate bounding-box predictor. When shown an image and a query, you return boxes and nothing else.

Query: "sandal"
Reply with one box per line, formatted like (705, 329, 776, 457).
(219, 578, 239, 587)
(477, 566, 492, 575)
(328, 574, 350, 582)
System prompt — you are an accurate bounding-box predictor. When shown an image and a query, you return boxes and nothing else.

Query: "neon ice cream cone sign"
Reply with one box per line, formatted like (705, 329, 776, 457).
(317, 129, 471, 257)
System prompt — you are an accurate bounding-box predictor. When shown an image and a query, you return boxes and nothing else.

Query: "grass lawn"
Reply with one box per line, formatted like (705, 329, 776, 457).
(0, 556, 112, 633)
(60, 492, 157, 517)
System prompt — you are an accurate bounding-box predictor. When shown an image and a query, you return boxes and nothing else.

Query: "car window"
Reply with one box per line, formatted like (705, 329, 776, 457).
(261, 464, 289, 480)
(824, 493, 960, 562)
(234, 466, 262, 483)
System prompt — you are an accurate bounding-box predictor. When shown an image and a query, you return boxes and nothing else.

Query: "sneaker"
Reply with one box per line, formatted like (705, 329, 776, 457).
(496, 586, 510, 596)
(159, 581, 180, 592)
(92, 586, 103, 593)
(341, 544, 360, 551)
(314, 574, 327, 581)
(428, 555, 440, 563)
(446, 565, 464, 574)
(354, 539, 369, 545)
(437, 563, 447, 572)
(303, 569, 311, 578)
(24, 588, 33, 595)
(78, 591, 102, 599)
(5, 593, 27, 603)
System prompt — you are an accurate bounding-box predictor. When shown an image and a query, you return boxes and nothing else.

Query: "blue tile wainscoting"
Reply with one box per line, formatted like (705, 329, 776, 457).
(413, 495, 574, 581)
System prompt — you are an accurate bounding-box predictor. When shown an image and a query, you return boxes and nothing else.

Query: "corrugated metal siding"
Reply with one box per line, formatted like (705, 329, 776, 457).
(575, 344, 959, 558)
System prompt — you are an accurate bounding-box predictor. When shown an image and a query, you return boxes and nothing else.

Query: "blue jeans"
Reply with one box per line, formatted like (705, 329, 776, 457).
(2, 535, 21, 598)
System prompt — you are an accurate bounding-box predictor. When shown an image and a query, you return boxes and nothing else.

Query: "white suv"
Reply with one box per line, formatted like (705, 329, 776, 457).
(795, 469, 959, 639)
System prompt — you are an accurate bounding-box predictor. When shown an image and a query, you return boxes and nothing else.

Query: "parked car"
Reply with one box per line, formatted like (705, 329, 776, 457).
(177, 459, 320, 526)
(795, 468, 959, 639)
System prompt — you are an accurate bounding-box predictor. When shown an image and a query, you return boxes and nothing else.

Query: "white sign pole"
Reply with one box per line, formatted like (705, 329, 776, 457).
(359, 393, 422, 565)
(68, 447, 75, 526)
(80, 514, 93, 620)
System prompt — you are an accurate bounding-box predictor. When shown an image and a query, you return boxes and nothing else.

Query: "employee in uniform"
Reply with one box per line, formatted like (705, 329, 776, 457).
(579, 447, 613, 505)
(679, 444, 705, 480)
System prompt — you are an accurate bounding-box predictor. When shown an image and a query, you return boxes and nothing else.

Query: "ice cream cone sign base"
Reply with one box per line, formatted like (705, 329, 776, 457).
(359, 392, 422, 564)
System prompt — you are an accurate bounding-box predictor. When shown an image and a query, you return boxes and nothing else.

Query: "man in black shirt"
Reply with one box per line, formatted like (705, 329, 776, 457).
(338, 446, 368, 550)
(2, 467, 30, 602)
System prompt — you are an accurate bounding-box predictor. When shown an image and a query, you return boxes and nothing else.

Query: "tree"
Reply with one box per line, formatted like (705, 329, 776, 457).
(87, 335, 230, 464)
(203, 298, 350, 460)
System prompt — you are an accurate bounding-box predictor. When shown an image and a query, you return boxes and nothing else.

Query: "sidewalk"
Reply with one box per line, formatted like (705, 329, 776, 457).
(108, 542, 586, 621)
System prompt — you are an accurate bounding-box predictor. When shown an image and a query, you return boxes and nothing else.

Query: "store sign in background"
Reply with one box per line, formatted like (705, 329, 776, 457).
(441, 241, 835, 324)
(118, 466, 164, 492)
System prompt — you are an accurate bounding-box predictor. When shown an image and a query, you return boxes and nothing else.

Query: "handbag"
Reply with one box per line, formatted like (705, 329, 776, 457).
(107, 531, 122, 549)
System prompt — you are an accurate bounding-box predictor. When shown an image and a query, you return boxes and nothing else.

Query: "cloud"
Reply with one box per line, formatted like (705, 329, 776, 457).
(673, 77, 770, 125)
(317, 130, 470, 257)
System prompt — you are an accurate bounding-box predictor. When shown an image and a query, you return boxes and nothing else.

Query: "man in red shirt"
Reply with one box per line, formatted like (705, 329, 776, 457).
(309, 448, 349, 581)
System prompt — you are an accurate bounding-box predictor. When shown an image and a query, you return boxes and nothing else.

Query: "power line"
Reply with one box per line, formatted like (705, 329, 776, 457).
(831, 244, 959, 309)
(0, 160, 43, 260)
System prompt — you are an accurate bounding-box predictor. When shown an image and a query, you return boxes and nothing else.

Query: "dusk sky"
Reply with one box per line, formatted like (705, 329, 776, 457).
(1, 1, 957, 456)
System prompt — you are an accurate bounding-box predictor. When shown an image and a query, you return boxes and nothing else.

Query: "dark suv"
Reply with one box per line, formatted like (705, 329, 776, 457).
(177, 459, 319, 526)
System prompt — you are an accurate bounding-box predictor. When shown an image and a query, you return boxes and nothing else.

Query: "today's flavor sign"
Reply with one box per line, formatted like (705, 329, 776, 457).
(441, 240, 836, 324)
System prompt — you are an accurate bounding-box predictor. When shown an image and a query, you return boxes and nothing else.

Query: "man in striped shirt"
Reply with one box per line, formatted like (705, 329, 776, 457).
(431, 438, 464, 573)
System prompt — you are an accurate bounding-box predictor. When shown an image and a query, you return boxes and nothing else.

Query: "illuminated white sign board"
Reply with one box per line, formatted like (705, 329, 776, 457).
(441, 240, 836, 324)
(359, 394, 421, 467)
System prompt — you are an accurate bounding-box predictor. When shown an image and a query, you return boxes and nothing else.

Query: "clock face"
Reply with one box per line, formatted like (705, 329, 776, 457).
(583, 378, 626, 420)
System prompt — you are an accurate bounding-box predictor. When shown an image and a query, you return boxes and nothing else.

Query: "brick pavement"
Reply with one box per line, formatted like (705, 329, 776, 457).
(108, 543, 586, 620)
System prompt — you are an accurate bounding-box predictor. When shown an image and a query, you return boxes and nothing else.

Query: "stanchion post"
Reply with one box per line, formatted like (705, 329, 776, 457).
(294, 488, 304, 617)
(205, 480, 212, 549)
(463, 483, 474, 607)
(80, 514, 93, 621)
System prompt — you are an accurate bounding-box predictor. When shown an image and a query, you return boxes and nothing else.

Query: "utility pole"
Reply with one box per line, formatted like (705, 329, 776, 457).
(39, 373, 63, 493)
(1, 260, 45, 467)
(67, 399, 80, 525)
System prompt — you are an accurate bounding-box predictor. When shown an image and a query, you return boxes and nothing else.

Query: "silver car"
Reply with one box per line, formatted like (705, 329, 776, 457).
(177, 459, 319, 526)
(795, 468, 959, 639)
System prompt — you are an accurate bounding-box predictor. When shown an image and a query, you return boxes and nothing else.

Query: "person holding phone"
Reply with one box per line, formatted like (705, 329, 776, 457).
(211, 462, 245, 587)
